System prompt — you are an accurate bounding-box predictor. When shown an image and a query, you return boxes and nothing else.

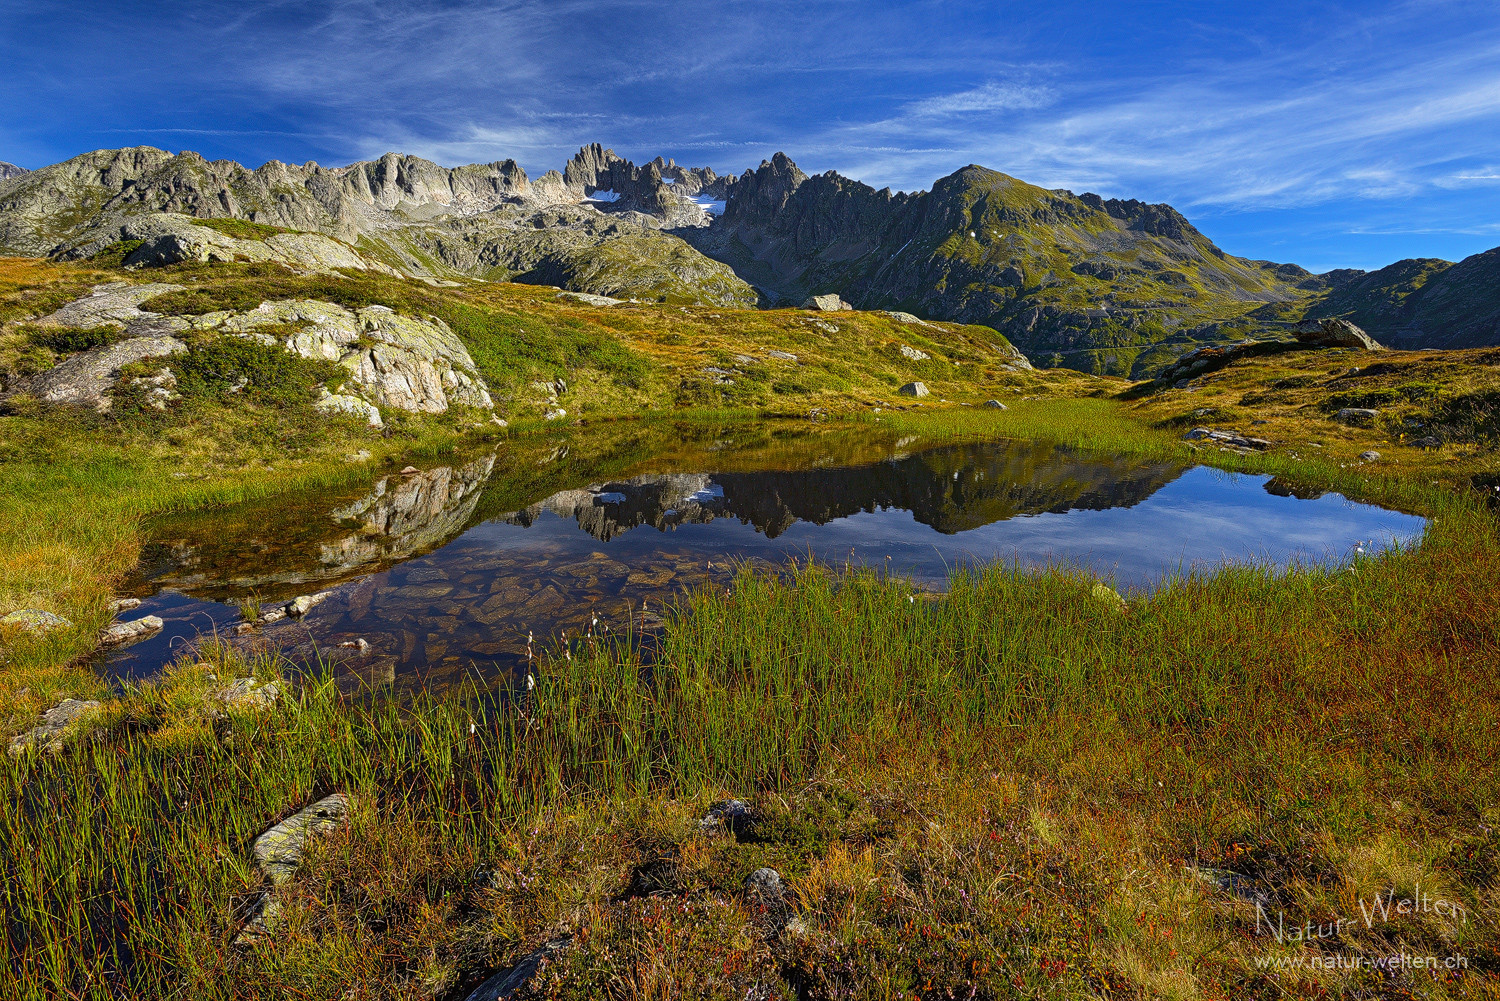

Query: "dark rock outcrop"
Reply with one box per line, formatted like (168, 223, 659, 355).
(1290, 247, 1500, 350)
(1292, 318, 1384, 350)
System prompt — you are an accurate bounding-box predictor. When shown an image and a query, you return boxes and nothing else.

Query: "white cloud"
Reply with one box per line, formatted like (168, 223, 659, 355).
(811, 17, 1500, 214)
(902, 81, 1057, 116)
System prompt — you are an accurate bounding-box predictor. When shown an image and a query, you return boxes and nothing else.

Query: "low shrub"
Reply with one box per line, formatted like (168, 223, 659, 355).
(168, 337, 344, 408)
(24, 324, 128, 354)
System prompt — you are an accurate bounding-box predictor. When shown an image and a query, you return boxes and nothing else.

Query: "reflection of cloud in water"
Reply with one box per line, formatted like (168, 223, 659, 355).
(782, 467, 1422, 588)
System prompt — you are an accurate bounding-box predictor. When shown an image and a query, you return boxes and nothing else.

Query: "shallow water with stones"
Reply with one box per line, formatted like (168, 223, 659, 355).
(97, 423, 1425, 690)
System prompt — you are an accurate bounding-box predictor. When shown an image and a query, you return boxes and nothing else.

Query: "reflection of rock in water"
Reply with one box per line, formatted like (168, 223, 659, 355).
(322, 457, 496, 568)
(115, 436, 1192, 691)
(131, 456, 495, 601)
(505, 441, 1185, 541)
(506, 474, 725, 541)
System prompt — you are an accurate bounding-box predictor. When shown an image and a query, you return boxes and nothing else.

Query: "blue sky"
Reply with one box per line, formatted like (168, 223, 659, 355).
(2, 0, 1498, 272)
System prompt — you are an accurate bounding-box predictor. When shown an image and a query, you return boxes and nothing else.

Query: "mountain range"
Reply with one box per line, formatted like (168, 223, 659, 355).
(1, 145, 1495, 375)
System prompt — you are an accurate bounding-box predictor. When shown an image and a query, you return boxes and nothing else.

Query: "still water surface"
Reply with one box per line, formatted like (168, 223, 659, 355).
(101, 426, 1425, 687)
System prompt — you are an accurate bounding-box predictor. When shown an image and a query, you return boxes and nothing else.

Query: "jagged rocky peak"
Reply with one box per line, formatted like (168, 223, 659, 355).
(335, 151, 530, 213)
(0, 161, 27, 181)
(1075, 191, 1198, 242)
(558, 143, 730, 225)
(723, 152, 809, 225)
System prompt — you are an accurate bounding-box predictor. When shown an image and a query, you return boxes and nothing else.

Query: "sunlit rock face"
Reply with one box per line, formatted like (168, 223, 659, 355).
(15, 286, 495, 418)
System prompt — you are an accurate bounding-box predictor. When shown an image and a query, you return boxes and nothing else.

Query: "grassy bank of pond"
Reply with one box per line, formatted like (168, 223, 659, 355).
(3, 413, 1498, 998)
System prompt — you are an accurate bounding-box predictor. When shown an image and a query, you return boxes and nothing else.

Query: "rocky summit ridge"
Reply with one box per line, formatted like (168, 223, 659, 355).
(0, 162, 26, 181)
(1, 145, 1495, 372)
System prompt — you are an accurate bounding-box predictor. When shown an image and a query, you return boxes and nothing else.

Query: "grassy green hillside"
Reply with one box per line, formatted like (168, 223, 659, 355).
(3, 253, 1499, 1000)
(706, 160, 1321, 378)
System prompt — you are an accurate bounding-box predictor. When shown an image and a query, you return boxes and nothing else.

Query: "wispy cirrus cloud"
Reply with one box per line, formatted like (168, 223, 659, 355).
(901, 80, 1058, 116)
(3, 0, 1499, 267)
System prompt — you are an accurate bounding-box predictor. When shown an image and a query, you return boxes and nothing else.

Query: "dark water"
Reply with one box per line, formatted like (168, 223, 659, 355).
(100, 426, 1426, 688)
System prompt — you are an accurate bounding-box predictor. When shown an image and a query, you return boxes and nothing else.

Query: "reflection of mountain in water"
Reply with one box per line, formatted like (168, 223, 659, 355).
(506, 440, 1187, 541)
(129, 457, 495, 601)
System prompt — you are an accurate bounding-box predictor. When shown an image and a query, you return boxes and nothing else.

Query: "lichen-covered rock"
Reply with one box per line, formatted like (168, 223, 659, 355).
(9, 698, 100, 756)
(315, 390, 382, 426)
(0, 609, 73, 634)
(253, 792, 352, 886)
(34, 281, 187, 328)
(1182, 427, 1271, 450)
(219, 677, 281, 710)
(99, 615, 164, 646)
(103, 214, 400, 275)
(21, 336, 188, 410)
(555, 290, 622, 307)
(285, 592, 331, 618)
(237, 791, 354, 943)
(126, 366, 180, 409)
(882, 310, 932, 326)
(1091, 583, 1128, 612)
(899, 344, 929, 361)
(216, 299, 493, 414)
